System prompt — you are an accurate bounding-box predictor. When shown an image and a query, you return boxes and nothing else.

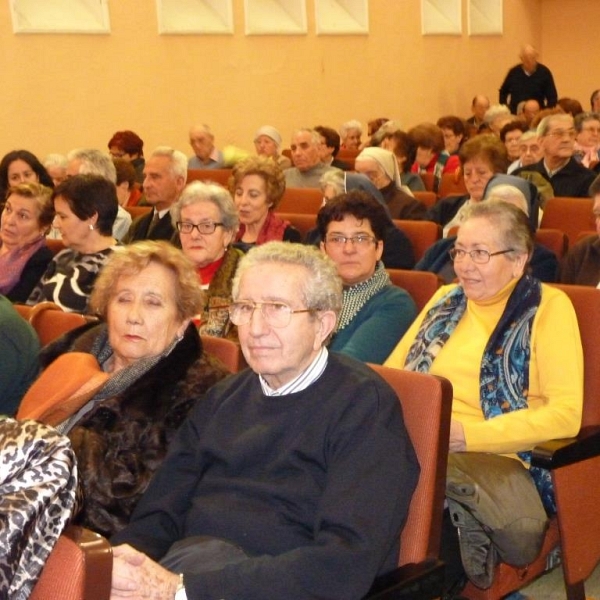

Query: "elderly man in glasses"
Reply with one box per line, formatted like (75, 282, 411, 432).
(110, 241, 419, 600)
(513, 113, 595, 198)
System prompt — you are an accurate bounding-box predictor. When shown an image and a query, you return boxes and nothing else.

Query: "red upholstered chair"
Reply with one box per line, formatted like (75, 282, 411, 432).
(277, 187, 323, 214)
(386, 269, 442, 312)
(420, 172, 436, 192)
(30, 526, 112, 600)
(28, 302, 95, 346)
(540, 197, 595, 247)
(46, 238, 66, 256)
(393, 219, 442, 262)
(534, 228, 569, 260)
(186, 168, 232, 187)
(365, 366, 452, 599)
(461, 284, 600, 600)
(275, 212, 317, 239)
(413, 190, 438, 209)
(438, 171, 467, 198)
(201, 334, 247, 373)
(124, 205, 151, 220)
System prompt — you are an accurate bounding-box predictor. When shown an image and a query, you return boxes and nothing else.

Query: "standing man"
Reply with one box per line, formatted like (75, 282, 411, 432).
(110, 242, 419, 600)
(188, 124, 224, 169)
(124, 147, 187, 243)
(499, 45, 557, 114)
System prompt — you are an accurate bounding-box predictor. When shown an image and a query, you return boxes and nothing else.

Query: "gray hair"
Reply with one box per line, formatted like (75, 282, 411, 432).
(319, 169, 345, 195)
(485, 184, 529, 216)
(537, 113, 573, 137)
(339, 120, 363, 138)
(171, 180, 239, 232)
(461, 200, 533, 260)
(43, 153, 68, 170)
(150, 146, 188, 180)
(67, 148, 117, 184)
(232, 242, 342, 315)
(292, 128, 322, 147)
(484, 104, 511, 125)
(574, 112, 600, 133)
(518, 130, 538, 144)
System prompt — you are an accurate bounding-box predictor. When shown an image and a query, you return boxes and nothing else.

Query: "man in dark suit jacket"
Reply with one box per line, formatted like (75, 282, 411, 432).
(124, 147, 187, 243)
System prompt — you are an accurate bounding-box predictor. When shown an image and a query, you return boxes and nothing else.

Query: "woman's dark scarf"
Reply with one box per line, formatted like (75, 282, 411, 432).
(404, 275, 555, 512)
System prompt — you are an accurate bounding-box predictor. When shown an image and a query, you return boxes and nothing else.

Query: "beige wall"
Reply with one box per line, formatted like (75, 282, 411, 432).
(0, 0, 571, 161)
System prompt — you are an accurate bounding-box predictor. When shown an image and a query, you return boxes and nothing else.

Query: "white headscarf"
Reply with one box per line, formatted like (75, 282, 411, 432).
(356, 147, 403, 189)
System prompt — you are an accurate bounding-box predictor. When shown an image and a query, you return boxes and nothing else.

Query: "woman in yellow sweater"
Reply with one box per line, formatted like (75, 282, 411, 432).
(385, 200, 583, 593)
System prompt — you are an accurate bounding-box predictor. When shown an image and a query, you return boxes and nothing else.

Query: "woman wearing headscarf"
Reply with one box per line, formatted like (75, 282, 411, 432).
(355, 147, 427, 220)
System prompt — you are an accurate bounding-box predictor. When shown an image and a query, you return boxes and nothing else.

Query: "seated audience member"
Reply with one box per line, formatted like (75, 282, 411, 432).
(109, 241, 419, 600)
(284, 128, 340, 189)
(172, 181, 242, 338)
(27, 175, 118, 313)
(108, 130, 145, 184)
(314, 125, 351, 170)
(559, 174, 600, 285)
(387, 130, 426, 192)
(0, 150, 54, 204)
(417, 180, 557, 283)
(113, 158, 142, 207)
(125, 147, 187, 243)
(483, 104, 514, 136)
(427, 134, 508, 235)
(573, 112, 600, 168)
(318, 192, 417, 363)
(18, 241, 229, 536)
(514, 113, 596, 198)
(188, 124, 224, 169)
(0, 296, 39, 415)
(66, 148, 132, 242)
(408, 123, 460, 193)
(466, 95, 490, 130)
(355, 147, 427, 219)
(43, 153, 68, 187)
(558, 97, 584, 118)
(310, 170, 415, 270)
(253, 125, 291, 169)
(339, 119, 363, 150)
(366, 117, 390, 145)
(507, 130, 543, 173)
(437, 115, 467, 156)
(386, 200, 582, 594)
(592, 89, 600, 113)
(500, 121, 527, 163)
(0, 183, 54, 302)
(232, 156, 301, 250)
(521, 99, 541, 128)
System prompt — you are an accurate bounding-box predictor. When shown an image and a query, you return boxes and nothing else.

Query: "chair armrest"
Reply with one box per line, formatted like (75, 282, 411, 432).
(531, 426, 600, 470)
(363, 560, 444, 600)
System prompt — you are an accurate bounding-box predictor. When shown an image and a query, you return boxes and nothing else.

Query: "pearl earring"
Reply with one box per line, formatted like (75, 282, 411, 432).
(89, 224, 94, 231)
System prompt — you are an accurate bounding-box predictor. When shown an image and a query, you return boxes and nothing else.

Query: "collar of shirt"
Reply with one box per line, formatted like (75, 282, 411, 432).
(154, 207, 171, 219)
(260, 347, 328, 396)
(543, 158, 570, 178)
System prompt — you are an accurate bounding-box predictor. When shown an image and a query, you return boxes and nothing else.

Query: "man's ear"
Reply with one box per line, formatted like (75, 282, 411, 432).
(314, 310, 337, 348)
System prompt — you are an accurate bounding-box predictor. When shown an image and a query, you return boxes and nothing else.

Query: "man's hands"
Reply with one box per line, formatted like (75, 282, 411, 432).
(110, 544, 181, 599)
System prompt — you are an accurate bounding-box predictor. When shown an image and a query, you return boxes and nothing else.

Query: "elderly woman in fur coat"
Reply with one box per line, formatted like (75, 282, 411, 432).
(18, 241, 230, 537)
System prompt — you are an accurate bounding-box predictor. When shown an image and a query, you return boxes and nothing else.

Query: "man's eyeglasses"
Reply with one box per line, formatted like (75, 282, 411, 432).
(449, 247, 514, 264)
(229, 301, 314, 328)
(325, 234, 377, 247)
(176, 221, 224, 235)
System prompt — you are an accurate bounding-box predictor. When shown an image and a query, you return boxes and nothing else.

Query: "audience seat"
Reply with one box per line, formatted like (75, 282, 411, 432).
(30, 526, 112, 600)
(275, 212, 317, 239)
(27, 302, 95, 346)
(201, 334, 246, 373)
(540, 197, 595, 247)
(534, 228, 569, 260)
(47, 239, 66, 256)
(278, 188, 323, 214)
(420, 172, 435, 192)
(576, 231, 596, 244)
(386, 269, 442, 312)
(438, 171, 467, 198)
(413, 190, 437, 209)
(461, 284, 600, 600)
(187, 168, 232, 187)
(393, 219, 442, 262)
(365, 366, 452, 599)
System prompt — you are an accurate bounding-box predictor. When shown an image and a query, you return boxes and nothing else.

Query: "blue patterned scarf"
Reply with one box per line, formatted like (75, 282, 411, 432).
(405, 275, 555, 513)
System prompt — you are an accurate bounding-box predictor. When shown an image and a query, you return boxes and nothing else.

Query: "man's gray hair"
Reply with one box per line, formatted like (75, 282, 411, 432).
(171, 180, 239, 232)
(537, 113, 573, 137)
(320, 169, 345, 195)
(44, 153, 68, 169)
(67, 148, 117, 184)
(339, 120, 363, 138)
(484, 105, 511, 126)
(232, 242, 343, 315)
(150, 146, 188, 180)
(292, 128, 321, 146)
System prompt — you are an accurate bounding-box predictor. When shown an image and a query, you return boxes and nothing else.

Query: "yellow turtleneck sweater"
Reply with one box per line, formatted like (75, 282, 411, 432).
(385, 279, 583, 456)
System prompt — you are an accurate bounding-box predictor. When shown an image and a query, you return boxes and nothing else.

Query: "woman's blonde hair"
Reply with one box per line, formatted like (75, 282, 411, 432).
(89, 241, 203, 320)
(229, 155, 286, 209)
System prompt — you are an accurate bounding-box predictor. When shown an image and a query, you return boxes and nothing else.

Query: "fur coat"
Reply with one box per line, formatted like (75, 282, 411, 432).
(39, 322, 229, 538)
